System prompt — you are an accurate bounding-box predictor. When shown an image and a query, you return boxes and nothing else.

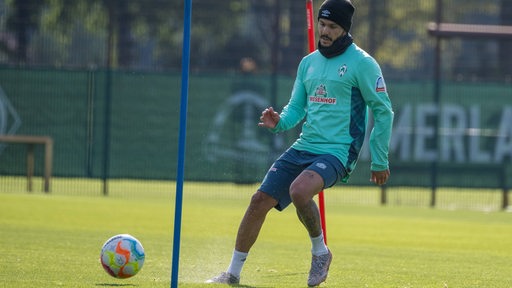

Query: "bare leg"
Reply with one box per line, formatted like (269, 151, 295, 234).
(206, 191, 278, 283)
(296, 199, 322, 237)
(290, 170, 324, 238)
(289, 170, 332, 287)
(235, 191, 278, 253)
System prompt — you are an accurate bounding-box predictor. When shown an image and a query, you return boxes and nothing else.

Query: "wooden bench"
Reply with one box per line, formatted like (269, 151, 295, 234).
(0, 135, 53, 192)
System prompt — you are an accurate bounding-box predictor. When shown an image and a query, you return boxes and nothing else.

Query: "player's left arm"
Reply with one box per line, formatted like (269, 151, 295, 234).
(370, 169, 390, 186)
(358, 57, 394, 174)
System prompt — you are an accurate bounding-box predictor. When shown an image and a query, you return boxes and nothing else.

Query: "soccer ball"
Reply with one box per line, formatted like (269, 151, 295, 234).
(100, 234, 145, 278)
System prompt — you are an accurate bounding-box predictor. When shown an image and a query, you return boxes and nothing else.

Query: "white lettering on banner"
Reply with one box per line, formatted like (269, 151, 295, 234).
(0, 86, 22, 155)
(469, 105, 491, 163)
(414, 104, 437, 161)
(440, 104, 466, 163)
(389, 104, 412, 160)
(361, 104, 512, 164)
(495, 106, 512, 162)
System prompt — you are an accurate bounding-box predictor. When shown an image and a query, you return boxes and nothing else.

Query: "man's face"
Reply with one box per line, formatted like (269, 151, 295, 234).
(318, 18, 346, 47)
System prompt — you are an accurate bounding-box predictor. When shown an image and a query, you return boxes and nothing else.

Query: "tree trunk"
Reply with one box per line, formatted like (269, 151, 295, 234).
(499, 0, 512, 78)
(13, 1, 31, 62)
(281, 0, 305, 74)
(116, 1, 134, 68)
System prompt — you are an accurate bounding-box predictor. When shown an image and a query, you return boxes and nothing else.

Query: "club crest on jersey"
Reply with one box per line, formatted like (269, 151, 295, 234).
(338, 64, 347, 77)
(375, 76, 387, 93)
(310, 84, 336, 104)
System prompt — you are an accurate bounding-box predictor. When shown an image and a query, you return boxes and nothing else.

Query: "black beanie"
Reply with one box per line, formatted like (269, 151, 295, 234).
(318, 0, 355, 32)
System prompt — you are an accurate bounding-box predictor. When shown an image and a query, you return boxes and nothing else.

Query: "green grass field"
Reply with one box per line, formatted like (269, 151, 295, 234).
(0, 180, 511, 287)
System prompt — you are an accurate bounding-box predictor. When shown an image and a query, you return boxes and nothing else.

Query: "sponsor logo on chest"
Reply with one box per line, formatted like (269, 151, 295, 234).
(309, 84, 337, 104)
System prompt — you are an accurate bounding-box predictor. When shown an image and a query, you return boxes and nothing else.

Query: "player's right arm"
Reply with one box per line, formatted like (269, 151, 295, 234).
(266, 58, 309, 133)
(258, 107, 280, 129)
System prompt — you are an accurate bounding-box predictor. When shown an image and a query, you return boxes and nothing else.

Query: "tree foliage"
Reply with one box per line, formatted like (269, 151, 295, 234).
(0, 0, 509, 79)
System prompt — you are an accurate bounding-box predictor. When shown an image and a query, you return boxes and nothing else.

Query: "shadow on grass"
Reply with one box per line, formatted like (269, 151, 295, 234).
(234, 272, 305, 288)
(260, 272, 308, 287)
(95, 284, 137, 287)
(231, 285, 271, 288)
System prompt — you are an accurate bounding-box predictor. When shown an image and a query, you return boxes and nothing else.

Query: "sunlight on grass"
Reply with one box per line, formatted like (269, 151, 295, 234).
(2, 176, 508, 211)
(1, 178, 511, 287)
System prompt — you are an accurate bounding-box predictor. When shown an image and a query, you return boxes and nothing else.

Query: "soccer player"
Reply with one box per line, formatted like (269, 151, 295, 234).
(207, 0, 393, 286)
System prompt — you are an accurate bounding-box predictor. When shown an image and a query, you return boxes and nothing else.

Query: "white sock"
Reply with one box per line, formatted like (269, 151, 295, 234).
(226, 250, 248, 278)
(310, 234, 329, 256)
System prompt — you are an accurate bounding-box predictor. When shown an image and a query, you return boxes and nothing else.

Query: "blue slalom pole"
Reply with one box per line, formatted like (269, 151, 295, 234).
(171, 0, 192, 287)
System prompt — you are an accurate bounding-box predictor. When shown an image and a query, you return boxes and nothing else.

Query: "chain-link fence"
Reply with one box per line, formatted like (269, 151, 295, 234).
(0, 0, 510, 210)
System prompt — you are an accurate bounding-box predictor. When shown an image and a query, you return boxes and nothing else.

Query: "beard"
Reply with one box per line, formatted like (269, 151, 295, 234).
(318, 33, 353, 58)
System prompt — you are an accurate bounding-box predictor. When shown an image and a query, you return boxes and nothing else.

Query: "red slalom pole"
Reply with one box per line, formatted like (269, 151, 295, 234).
(306, 0, 327, 245)
(306, 0, 316, 53)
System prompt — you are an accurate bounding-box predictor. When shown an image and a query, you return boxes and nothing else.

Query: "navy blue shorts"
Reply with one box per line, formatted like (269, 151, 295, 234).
(259, 148, 347, 211)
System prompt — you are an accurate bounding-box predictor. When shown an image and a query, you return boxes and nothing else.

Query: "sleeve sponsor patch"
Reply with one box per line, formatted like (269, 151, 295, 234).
(375, 76, 387, 93)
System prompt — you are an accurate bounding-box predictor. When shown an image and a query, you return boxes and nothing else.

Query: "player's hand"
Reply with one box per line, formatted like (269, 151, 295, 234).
(370, 169, 390, 186)
(258, 107, 280, 129)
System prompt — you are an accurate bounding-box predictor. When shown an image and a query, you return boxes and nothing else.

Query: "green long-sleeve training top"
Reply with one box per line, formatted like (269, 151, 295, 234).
(271, 43, 394, 182)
